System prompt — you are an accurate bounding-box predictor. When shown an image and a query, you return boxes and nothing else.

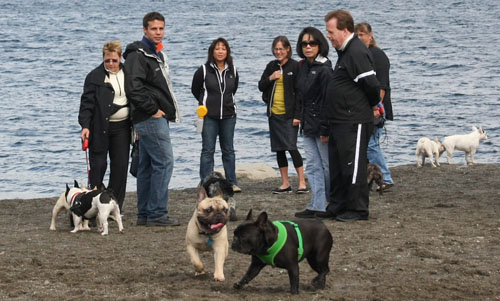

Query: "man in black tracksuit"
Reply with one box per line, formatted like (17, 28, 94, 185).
(319, 10, 380, 222)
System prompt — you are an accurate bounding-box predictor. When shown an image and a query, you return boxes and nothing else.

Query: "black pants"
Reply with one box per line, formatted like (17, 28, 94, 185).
(326, 122, 372, 216)
(89, 120, 131, 211)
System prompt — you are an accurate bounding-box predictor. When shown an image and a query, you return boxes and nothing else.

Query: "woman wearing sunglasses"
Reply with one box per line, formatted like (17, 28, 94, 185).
(78, 41, 131, 212)
(294, 27, 334, 218)
(258, 36, 308, 194)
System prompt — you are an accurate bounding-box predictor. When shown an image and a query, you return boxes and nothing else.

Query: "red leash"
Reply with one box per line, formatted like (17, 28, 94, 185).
(82, 138, 90, 188)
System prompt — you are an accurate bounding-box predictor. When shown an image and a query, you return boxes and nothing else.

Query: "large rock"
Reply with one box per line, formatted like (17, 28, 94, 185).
(215, 163, 278, 180)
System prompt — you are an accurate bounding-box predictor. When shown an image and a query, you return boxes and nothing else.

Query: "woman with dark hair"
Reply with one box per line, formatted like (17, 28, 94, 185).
(354, 22, 395, 191)
(79, 40, 131, 212)
(294, 27, 334, 218)
(258, 36, 308, 194)
(191, 37, 241, 193)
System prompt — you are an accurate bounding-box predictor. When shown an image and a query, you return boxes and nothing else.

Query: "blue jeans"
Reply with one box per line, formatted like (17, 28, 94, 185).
(134, 117, 174, 220)
(367, 127, 394, 184)
(200, 116, 237, 185)
(304, 136, 330, 211)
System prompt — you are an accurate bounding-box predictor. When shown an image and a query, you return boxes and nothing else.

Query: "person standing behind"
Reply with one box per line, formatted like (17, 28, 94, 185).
(318, 10, 380, 222)
(123, 12, 180, 227)
(293, 27, 333, 218)
(258, 36, 308, 194)
(79, 41, 131, 213)
(191, 38, 241, 192)
(355, 22, 395, 191)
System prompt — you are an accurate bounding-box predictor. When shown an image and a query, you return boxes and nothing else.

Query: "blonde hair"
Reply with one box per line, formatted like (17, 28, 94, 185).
(102, 41, 122, 57)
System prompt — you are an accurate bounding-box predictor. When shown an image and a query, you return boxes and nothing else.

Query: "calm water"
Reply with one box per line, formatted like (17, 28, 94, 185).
(1, 0, 499, 199)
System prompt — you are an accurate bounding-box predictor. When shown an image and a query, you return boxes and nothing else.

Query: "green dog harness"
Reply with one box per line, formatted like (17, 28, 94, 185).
(256, 221, 304, 267)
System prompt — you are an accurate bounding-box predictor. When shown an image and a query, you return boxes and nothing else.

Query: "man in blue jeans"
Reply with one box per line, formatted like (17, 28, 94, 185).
(124, 12, 180, 227)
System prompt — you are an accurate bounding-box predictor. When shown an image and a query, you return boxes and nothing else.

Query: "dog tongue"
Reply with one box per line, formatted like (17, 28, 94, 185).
(210, 223, 224, 230)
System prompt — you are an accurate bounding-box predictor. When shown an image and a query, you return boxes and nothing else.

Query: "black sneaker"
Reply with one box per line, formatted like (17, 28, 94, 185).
(315, 211, 337, 219)
(136, 218, 147, 226)
(335, 211, 368, 222)
(272, 186, 292, 194)
(294, 209, 317, 218)
(146, 215, 180, 227)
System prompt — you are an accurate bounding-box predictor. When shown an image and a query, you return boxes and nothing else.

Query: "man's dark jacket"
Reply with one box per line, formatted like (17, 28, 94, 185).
(123, 40, 178, 124)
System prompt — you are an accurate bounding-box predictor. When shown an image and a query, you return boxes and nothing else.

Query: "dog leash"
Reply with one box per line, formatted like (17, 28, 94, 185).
(82, 138, 90, 188)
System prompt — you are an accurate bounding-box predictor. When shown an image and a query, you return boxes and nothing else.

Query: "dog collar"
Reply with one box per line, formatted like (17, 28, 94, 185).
(69, 192, 82, 206)
(256, 221, 304, 267)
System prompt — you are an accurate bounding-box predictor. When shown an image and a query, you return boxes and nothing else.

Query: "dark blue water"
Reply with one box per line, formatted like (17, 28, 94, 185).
(1, 0, 499, 199)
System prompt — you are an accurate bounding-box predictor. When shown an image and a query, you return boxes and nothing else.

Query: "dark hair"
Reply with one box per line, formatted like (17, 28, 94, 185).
(271, 36, 292, 59)
(143, 12, 165, 28)
(354, 22, 378, 47)
(296, 27, 329, 59)
(206, 37, 233, 70)
(324, 10, 354, 33)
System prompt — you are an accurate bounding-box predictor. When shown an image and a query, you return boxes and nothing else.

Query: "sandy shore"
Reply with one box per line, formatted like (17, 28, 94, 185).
(1, 163, 499, 300)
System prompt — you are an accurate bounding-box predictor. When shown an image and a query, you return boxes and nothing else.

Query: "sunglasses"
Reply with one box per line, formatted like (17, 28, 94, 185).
(301, 40, 319, 48)
(104, 59, 119, 63)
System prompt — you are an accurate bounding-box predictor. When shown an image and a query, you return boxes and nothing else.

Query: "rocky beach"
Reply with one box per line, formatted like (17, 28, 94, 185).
(1, 163, 499, 300)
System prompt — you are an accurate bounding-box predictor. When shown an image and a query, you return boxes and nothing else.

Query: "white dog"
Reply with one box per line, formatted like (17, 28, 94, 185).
(50, 180, 90, 231)
(416, 137, 445, 167)
(442, 126, 488, 165)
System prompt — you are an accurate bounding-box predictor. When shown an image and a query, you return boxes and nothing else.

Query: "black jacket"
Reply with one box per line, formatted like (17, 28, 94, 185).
(191, 62, 238, 119)
(323, 35, 380, 124)
(78, 63, 129, 152)
(258, 59, 300, 119)
(297, 56, 333, 137)
(369, 45, 393, 121)
(123, 40, 179, 124)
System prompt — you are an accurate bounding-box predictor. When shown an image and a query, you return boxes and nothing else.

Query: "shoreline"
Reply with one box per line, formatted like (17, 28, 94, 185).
(0, 162, 490, 202)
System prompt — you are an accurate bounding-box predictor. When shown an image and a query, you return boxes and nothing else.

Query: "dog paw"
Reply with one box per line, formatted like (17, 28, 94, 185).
(194, 271, 206, 277)
(49, 227, 56, 231)
(213, 274, 225, 282)
(119, 229, 125, 233)
(101, 232, 108, 236)
(234, 282, 243, 289)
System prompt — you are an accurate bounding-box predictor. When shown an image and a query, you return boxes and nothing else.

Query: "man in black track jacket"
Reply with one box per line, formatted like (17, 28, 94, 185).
(318, 10, 380, 222)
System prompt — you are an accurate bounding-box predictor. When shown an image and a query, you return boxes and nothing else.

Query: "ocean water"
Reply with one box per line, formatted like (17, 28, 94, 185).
(1, 0, 499, 199)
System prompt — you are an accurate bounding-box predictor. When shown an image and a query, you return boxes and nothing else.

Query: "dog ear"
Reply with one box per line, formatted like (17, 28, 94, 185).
(245, 209, 253, 221)
(74, 180, 79, 188)
(472, 125, 478, 132)
(66, 184, 70, 194)
(197, 186, 207, 203)
(256, 211, 268, 229)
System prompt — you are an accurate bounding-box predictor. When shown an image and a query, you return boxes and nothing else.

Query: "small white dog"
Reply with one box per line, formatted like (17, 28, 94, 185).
(50, 180, 90, 231)
(416, 137, 445, 167)
(442, 126, 488, 165)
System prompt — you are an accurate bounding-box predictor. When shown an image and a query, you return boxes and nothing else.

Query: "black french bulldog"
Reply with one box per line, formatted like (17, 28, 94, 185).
(231, 210, 333, 294)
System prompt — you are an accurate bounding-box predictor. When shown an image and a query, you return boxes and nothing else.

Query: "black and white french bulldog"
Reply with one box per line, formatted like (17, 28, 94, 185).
(70, 186, 123, 236)
(232, 210, 333, 294)
(50, 181, 123, 235)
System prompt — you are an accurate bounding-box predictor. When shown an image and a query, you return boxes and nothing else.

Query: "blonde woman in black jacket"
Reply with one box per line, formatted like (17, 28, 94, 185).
(79, 41, 130, 211)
